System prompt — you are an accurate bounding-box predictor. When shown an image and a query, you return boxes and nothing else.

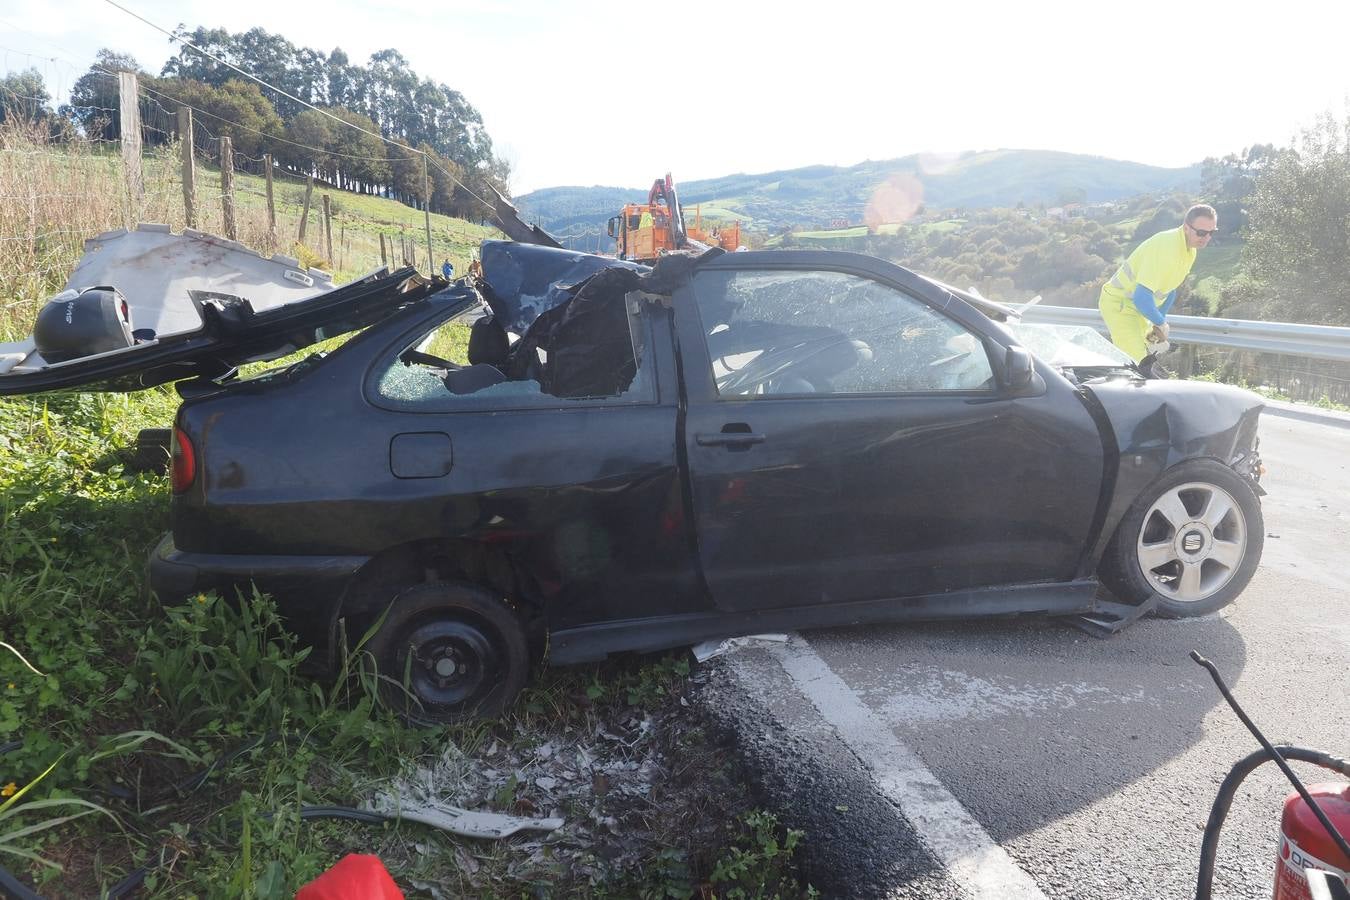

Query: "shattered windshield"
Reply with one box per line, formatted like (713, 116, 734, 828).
(1005, 321, 1137, 370)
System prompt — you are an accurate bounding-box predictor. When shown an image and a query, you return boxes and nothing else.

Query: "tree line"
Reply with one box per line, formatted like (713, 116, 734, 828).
(0, 27, 510, 220)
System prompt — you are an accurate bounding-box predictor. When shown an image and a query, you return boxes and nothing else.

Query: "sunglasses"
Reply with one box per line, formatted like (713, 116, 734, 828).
(1188, 224, 1219, 237)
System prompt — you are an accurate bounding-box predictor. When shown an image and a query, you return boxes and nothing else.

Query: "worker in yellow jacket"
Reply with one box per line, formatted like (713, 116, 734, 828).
(1099, 204, 1217, 361)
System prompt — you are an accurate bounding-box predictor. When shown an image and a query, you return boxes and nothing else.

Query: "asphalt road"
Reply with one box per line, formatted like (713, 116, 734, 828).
(699, 411, 1350, 900)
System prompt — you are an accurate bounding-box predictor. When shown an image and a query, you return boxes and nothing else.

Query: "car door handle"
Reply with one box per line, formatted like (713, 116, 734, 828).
(696, 432, 766, 447)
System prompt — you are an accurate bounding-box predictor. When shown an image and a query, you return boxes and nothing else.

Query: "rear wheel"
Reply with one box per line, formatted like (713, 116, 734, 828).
(367, 581, 528, 724)
(1099, 459, 1263, 618)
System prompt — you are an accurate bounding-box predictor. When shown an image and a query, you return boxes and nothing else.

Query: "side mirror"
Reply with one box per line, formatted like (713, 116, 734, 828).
(606, 216, 619, 239)
(1004, 346, 1035, 390)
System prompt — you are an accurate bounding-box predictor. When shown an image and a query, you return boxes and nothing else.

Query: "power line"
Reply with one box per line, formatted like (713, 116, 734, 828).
(0, 19, 103, 101)
(99, 0, 497, 214)
(3, 14, 506, 240)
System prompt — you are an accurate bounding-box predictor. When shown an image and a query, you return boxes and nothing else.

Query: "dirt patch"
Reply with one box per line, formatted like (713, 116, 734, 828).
(360, 661, 798, 897)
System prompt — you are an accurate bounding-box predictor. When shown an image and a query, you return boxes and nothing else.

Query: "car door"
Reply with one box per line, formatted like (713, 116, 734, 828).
(675, 254, 1105, 613)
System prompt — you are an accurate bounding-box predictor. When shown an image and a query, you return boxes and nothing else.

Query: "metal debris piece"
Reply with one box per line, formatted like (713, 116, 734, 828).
(691, 633, 791, 662)
(66, 224, 334, 338)
(371, 795, 563, 839)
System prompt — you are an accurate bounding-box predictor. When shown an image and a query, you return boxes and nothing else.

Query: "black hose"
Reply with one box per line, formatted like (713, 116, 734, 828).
(98, 807, 394, 898)
(0, 866, 44, 900)
(4, 733, 301, 899)
(1192, 652, 1350, 866)
(1195, 746, 1350, 900)
(167, 731, 278, 797)
(296, 806, 392, 826)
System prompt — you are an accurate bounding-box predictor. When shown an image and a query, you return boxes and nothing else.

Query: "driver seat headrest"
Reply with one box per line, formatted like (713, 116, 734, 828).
(467, 315, 510, 367)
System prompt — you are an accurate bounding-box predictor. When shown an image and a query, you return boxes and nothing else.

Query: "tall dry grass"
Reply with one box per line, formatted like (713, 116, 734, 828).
(0, 119, 187, 339)
(0, 120, 491, 341)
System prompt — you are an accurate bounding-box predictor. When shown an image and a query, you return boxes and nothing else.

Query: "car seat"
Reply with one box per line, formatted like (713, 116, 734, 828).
(444, 364, 508, 395)
(467, 315, 510, 367)
(445, 314, 511, 395)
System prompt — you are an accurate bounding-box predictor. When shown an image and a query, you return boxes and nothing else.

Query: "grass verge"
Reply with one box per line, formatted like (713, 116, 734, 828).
(0, 389, 815, 897)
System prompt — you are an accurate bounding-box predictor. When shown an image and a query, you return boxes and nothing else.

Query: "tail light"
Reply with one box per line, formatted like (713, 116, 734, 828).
(171, 425, 196, 493)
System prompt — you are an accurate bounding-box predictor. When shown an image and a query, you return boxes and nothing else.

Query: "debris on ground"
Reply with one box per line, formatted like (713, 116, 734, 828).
(692, 633, 791, 662)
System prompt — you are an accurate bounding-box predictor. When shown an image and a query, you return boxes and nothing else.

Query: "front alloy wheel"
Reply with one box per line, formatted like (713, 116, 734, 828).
(1135, 482, 1247, 604)
(1099, 459, 1264, 618)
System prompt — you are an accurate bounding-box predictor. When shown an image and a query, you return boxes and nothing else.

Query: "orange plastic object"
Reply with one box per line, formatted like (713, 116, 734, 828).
(295, 853, 405, 900)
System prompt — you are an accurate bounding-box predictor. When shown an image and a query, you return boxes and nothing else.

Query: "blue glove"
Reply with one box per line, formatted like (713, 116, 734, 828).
(1131, 284, 1166, 325)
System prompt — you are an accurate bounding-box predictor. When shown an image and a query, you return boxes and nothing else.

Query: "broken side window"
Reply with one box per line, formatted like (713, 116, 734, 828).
(371, 296, 656, 411)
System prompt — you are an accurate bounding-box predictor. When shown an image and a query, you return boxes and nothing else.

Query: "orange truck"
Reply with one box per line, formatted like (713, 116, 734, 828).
(607, 173, 742, 263)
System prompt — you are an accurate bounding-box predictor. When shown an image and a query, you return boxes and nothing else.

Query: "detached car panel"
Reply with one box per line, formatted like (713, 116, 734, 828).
(20, 237, 1257, 722)
(0, 225, 432, 394)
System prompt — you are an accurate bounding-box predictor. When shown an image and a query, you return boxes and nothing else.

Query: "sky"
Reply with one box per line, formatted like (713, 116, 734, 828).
(2, 0, 1349, 195)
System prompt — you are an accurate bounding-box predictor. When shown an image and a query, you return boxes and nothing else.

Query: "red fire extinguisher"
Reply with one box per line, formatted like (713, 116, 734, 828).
(1273, 783, 1350, 900)
(1191, 652, 1350, 900)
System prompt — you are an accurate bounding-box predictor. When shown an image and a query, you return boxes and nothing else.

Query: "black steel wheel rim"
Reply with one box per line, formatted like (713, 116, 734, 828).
(401, 617, 504, 711)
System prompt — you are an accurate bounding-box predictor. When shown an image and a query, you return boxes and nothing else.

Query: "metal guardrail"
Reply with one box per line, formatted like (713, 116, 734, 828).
(1020, 305, 1350, 363)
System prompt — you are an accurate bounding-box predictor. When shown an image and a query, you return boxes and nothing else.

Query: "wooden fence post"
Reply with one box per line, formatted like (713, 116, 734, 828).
(178, 107, 196, 229)
(220, 136, 236, 240)
(379, 233, 388, 266)
(298, 176, 314, 243)
(322, 194, 333, 262)
(263, 153, 276, 242)
(423, 155, 434, 274)
(118, 71, 143, 227)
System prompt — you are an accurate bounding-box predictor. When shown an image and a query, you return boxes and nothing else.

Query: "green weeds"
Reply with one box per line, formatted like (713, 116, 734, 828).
(707, 812, 816, 900)
(0, 387, 812, 896)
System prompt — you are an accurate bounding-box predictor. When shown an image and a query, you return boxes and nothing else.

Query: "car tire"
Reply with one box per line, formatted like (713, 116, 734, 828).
(367, 581, 528, 724)
(1098, 459, 1263, 618)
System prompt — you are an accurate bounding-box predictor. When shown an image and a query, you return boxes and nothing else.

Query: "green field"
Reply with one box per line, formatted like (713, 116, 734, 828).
(1190, 240, 1243, 281)
(684, 203, 751, 222)
(174, 160, 500, 285)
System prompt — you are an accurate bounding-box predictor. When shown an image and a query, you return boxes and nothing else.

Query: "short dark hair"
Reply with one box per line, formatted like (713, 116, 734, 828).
(1185, 204, 1217, 225)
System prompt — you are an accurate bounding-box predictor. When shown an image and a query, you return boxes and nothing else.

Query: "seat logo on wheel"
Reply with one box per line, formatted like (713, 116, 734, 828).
(1183, 532, 1204, 553)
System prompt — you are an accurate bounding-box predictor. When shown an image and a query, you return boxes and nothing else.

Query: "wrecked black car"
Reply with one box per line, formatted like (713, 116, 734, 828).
(2, 234, 1267, 722)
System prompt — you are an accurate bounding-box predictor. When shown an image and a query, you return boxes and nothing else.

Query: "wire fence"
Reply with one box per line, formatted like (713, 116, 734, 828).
(0, 112, 497, 340)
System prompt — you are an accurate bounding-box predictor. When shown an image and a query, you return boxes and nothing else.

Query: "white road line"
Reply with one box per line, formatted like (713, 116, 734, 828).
(761, 636, 1050, 900)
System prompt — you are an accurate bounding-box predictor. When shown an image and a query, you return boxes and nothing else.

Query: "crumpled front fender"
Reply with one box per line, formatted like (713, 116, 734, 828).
(1081, 375, 1264, 568)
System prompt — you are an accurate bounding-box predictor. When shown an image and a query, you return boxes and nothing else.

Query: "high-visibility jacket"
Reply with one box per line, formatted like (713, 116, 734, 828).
(1100, 226, 1195, 324)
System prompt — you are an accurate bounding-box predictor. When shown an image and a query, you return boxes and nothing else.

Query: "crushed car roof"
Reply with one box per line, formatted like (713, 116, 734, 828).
(0, 225, 442, 395)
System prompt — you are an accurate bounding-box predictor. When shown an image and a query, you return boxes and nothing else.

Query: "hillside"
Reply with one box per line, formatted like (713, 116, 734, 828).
(516, 149, 1201, 250)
